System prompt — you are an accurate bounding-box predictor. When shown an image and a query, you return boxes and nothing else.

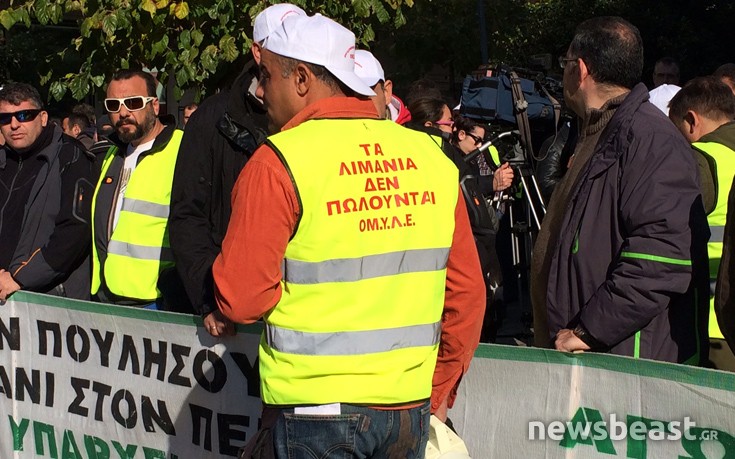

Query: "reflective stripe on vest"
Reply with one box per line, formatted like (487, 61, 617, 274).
(91, 129, 183, 300)
(107, 240, 174, 262)
(282, 248, 450, 284)
(265, 321, 441, 356)
(694, 141, 735, 340)
(121, 198, 170, 219)
(260, 118, 459, 406)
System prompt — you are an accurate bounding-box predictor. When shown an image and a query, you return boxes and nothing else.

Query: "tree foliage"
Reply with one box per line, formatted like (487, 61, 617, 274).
(378, 0, 735, 96)
(0, 0, 414, 101)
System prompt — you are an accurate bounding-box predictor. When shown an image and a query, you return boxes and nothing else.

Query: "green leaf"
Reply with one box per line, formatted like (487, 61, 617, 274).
(371, 0, 390, 23)
(141, 0, 156, 15)
(102, 13, 118, 37)
(121, 58, 129, 69)
(174, 85, 184, 101)
(175, 66, 189, 86)
(179, 29, 190, 49)
(80, 17, 93, 37)
(51, 3, 64, 22)
(91, 75, 105, 87)
(35, 0, 50, 25)
(156, 0, 170, 8)
(191, 29, 204, 46)
(0, 10, 16, 30)
(151, 34, 170, 58)
(40, 70, 53, 85)
(69, 75, 89, 100)
(353, 0, 370, 17)
(14, 8, 32, 27)
(201, 44, 218, 73)
(173, 2, 189, 19)
(219, 34, 238, 62)
(49, 81, 68, 101)
(361, 24, 375, 44)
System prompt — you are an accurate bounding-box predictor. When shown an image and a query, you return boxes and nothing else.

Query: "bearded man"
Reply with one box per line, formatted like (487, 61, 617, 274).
(91, 70, 184, 308)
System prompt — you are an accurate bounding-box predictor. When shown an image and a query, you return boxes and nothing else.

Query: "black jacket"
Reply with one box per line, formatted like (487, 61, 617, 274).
(1, 125, 97, 299)
(544, 83, 709, 364)
(169, 61, 268, 315)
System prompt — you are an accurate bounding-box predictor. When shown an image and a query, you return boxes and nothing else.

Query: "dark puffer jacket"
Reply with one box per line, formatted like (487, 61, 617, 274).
(545, 83, 710, 364)
(168, 61, 268, 315)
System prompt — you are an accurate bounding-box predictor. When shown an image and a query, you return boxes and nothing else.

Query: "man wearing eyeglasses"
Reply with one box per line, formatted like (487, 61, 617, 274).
(90, 69, 184, 309)
(531, 17, 709, 365)
(0, 82, 97, 301)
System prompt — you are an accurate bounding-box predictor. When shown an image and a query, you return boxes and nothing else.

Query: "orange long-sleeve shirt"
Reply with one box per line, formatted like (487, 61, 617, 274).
(213, 96, 485, 410)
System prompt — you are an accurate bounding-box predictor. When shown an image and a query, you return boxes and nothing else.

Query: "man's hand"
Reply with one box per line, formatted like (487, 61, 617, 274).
(432, 395, 449, 422)
(203, 309, 236, 338)
(493, 162, 514, 192)
(555, 328, 591, 353)
(0, 270, 21, 301)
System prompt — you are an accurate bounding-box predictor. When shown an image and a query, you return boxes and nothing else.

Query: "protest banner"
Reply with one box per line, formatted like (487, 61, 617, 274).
(450, 344, 735, 458)
(1, 291, 262, 458)
(5, 292, 735, 458)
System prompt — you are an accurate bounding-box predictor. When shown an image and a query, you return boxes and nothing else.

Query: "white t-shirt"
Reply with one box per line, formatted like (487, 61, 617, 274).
(112, 139, 156, 230)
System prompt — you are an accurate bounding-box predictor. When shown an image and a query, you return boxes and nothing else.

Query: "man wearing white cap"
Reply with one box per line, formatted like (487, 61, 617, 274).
(168, 4, 304, 330)
(214, 13, 485, 458)
(354, 49, 411, 123)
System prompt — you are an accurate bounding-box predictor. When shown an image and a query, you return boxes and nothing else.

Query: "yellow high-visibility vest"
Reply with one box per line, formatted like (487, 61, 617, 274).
(261, 118, 459, 405)
(694, 141, 735, 340)
(91, 130, 183, 300)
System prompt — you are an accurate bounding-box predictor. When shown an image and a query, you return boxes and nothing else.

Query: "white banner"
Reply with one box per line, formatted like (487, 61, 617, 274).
(450, 344, 735, 458)
(1, 291, 262, 458)
(4, 292, 735, 458)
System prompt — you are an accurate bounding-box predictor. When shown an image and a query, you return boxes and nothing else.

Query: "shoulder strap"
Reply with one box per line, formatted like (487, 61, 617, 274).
(509, 71, 534, 162)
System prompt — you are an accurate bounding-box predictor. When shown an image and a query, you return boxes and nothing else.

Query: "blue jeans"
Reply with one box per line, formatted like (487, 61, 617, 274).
(270, 401, 430, 459)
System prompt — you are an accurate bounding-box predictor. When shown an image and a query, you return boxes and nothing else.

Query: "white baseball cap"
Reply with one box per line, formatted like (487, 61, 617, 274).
(649, 84, 681, 116)
(264, 14, 375, 97)
(354, 50, 385, 87)
(252, 3, 305, 43)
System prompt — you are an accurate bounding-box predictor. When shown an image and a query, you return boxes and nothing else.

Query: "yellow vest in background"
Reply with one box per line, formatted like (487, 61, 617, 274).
(91, 130, 183, 301)
(261, 118, 459, 405)
(694, 141, 735, 340)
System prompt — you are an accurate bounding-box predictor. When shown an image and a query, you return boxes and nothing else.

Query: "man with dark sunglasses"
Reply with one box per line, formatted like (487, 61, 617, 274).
(0, 82, 97, 301)
(90, 69, 185, 310)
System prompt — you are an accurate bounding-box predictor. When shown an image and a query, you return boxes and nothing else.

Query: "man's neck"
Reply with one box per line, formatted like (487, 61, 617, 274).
(584, 84, 630, 112)
(130, 120, 165, 147)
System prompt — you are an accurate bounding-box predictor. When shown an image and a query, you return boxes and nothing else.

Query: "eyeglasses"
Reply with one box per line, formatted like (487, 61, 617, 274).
(558, 56, 577, 69)
(466, 132, 484, 145)
(0, 109, 43, 126)
(104, 96, 156, 113)
(434, 120, 454, 128)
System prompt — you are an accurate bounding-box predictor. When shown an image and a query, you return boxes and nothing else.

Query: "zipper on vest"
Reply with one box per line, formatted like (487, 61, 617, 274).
(0, 155, 23, 235)
(106, 165, 126, 240)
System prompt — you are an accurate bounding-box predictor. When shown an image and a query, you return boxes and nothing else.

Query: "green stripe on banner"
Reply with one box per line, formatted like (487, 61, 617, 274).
(474, 343, 735, 392)
(620, 251, 691, 266)
(11, 291, 263, 334)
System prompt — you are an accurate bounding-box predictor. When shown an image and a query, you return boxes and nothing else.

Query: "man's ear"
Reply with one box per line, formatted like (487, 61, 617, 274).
(40, 111, 49, 127)
(72, 124, 82, 137)
(295, 63, 311, 97)
(577, 58, 590, 83)
(457, 130, 466, 140)
(383, 79, 393, 101)
(152, 97, 160, 116)
(684, 111, 698, 133)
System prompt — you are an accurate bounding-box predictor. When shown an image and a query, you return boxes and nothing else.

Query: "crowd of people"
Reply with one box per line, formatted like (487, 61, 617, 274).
(2, 4, 735, 457)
